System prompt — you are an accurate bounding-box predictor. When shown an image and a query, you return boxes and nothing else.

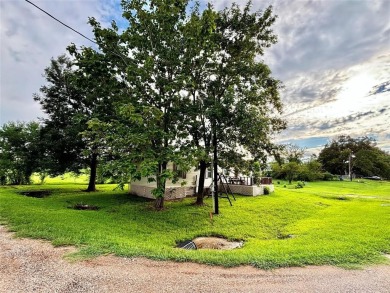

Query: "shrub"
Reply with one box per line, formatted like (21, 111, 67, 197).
(295, 181, 305, 189)
(263, 186, 270, 195)
(322, 172, 335, 181)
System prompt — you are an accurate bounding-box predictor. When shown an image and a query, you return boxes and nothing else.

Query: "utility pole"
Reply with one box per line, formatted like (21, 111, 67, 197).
(212, 124, 219, 214)
(348, 152, 355, 181)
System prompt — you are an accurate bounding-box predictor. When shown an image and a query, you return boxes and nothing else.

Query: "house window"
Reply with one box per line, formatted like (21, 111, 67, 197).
(173, 163, 186, 179)
(206, 168, 212, 179)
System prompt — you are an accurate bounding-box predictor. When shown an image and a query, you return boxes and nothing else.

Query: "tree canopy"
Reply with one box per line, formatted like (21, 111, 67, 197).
(26, 0, 286, 209)
(34, 51, 123, 191)
(318, 135, 390, 179)
(78, 0, 285, 209)
(179, 2, 285, 205)
(0, 121, 41, 185)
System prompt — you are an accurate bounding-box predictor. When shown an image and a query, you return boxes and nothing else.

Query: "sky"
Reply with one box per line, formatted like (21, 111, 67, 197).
(1, 0, 389, 155)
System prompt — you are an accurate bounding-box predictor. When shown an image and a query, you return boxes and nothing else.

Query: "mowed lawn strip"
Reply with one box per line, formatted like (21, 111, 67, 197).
(0, 180, 389, 269)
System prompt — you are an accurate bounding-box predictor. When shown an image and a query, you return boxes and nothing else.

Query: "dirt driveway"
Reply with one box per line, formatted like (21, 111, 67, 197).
(1, 225, 389, 293)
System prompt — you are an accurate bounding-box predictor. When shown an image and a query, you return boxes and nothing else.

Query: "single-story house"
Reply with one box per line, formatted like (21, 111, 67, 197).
(129, 162, 274, 199)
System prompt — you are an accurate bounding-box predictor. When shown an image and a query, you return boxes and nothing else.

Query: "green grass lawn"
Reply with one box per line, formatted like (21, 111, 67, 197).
(30, 172, 90, 184)
(0, 180, 389, 269)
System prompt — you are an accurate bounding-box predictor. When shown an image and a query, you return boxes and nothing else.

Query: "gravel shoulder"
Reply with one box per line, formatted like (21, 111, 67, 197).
(1, 225, 389, 293)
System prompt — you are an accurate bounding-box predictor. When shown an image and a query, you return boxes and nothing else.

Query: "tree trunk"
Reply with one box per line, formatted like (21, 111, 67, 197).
(195, 160, 207, 205)
(154, 162, 167, 210)
(86, 153, 98, 192)
(154, 196, 164, 210)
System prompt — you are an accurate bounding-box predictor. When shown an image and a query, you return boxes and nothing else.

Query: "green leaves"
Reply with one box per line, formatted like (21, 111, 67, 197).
(318, 136, 390, 179)
(35, 47, 125, 189)
(32, 0, 285, 205)
(175, 2, 285, 203)
(0, 121, 41, 185)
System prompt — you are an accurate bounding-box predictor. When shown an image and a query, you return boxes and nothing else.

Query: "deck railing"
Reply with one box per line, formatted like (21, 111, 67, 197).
(225, 176, 272, 186)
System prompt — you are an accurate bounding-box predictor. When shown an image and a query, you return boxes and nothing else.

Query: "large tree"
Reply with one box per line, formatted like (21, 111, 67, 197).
(86, 0, 193, 209)
(0, 121, 41, 185)
(34, 51, 122, 191)
(271, 144, 306, 184)
(318, 135, 390, 179)
(82, 0, 285, 210)
(181, 2, 285, 205)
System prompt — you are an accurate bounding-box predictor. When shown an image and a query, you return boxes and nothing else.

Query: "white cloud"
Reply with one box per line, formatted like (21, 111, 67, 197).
(262, 0, 390, 80)
(0, 0, 110, 124)
(276, 53, 390, 150)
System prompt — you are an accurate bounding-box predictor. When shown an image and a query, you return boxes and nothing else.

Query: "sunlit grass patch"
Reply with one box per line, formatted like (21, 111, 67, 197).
(31, 172, 90, 185)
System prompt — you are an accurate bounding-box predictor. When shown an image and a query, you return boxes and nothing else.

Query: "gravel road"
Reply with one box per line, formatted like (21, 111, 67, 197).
(1, 225, 389, 293)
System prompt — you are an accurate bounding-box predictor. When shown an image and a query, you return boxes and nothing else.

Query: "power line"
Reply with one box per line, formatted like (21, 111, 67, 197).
(25, 0, 98, 45)
(24, 0, 130, 66)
